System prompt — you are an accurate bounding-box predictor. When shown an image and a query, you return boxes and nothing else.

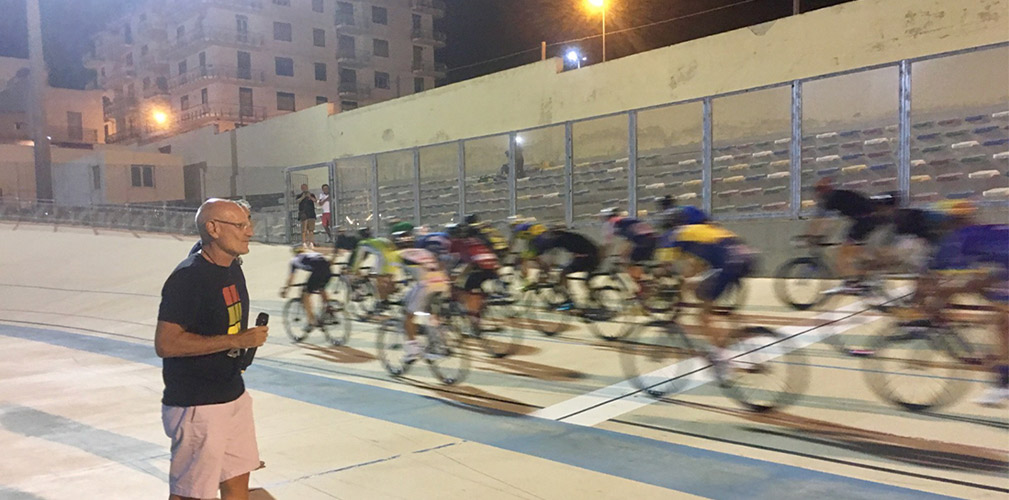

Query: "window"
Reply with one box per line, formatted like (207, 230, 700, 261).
(239, 87, 254, 116)
(316, 96, 328, 105)
(124, 24, 133, 44)
(313, 28, 325, 47)
(312, 0, 323, 13)
(158, 145, 172, 154)
(180, 95, 189, 110)
(201, 88, 208, 104)
(176, 25, 185, 41)
(412, 13, 422, 30)
(275, 57, 294, 76)
(272, 0, 290, 5)
(178, 60, 187, 77)
(91, 165, 101, 190)
(142, 77, 150, 90)
(338, 35, 355, 54)
(413, 45, 423, 63)
(277, 92, 295, 111)
(273, 22, 292, 42)
(339, 67, 357, 85)
(341, 100, 358, 110)
(125, 53, 133, 66)
(67, 111, 83, 141)
(131, 165, 154, 187)
(337, 1, 353, 15)
(374, 71, 389, 89)
(373, 39, 389, 57)
(236, 16, 249, 42)
(237, 51, 251, 79)
(314, 63, 327, 81)
(372, 6, 387, 24)
(414, 77, 425, 93)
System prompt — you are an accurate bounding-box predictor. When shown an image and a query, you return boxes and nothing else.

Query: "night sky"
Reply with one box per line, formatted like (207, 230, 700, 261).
(1, 0, 854, 89)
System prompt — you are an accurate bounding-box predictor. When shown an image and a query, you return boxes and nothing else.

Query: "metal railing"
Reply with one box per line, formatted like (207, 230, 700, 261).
(166, 26, 265, 59)
(0, 198, 289, 244)
(167, 65, 267, 90)
(411, 28, 447, 46)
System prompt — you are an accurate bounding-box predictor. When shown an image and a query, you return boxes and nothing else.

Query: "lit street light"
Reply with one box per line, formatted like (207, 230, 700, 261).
(586, 0, 608, 62)
(153, 111, 168, 125)
(565, 50, 586, 69)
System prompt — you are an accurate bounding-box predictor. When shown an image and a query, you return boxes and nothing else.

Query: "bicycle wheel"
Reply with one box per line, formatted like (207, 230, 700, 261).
(523, 286, 570, 337)
(321, 299, 351, 346)
(425, 304, 472, 385)
(863, 325, 975, 412)
(376, 317, 411, 377)
(584, 273, 634, 341)
(619, 320, 702, 398)
(282, 298, 311, 343)
(718, 326, 810, 412)
(477, 295, 523, 358)
(774, 258, 832, 311)
(345, 276, 378, 321)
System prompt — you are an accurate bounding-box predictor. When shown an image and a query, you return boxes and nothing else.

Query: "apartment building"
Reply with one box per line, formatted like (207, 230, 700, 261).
(0, 57, 105, 146)
(85, 0, 447, 145)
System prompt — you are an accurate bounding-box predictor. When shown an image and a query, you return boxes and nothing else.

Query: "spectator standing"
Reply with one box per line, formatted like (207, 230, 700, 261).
(297, 184, 317, 248)
(319, 184, 332, 243)
(155, 198, 269, 500)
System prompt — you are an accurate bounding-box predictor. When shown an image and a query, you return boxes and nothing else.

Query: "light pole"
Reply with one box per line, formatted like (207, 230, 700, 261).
(566, 50, 583, 69)
(587, 0, 607, 62)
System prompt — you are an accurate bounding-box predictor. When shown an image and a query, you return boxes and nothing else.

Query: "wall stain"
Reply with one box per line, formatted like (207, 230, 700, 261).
(904, 9, 947, 38)
(382, 129, 395, 141)
(539, 97, 553, 124)
(668, 60, 698, 91)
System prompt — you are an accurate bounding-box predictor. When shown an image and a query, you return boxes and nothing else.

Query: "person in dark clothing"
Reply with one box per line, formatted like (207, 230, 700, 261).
(156, 198, 268, 500)
(297, 184, 317, 248)
(529, 227, 601, 310)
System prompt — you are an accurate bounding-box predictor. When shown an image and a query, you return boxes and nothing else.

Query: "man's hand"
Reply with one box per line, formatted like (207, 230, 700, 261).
(234, 326, 269, 349)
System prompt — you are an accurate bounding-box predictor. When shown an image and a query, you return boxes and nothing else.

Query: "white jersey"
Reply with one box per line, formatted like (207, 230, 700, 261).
(319, 193, 331, 214)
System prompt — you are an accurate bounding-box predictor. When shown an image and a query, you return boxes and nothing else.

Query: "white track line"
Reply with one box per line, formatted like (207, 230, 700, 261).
(532, 296, 891, 426)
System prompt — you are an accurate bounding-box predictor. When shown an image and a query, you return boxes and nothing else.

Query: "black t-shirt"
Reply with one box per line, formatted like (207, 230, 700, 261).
(298, 193, 317, 219)
(335, 234, 360, 252)
(817, 189, 874, 219)
(535, 231, 599, 256)
(158, 253, 249, 407)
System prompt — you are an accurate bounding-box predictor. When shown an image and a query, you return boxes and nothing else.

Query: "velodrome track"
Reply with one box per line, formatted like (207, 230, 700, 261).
(1, 222, 1006, 499)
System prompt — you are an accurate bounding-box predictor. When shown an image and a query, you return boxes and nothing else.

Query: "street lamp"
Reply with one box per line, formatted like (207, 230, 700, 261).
(586, 0, 607, 62)
(152, 111, 168, 126)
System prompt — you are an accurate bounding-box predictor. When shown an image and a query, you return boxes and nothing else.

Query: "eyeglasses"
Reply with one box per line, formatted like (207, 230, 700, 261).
(213, 219, 254, 231)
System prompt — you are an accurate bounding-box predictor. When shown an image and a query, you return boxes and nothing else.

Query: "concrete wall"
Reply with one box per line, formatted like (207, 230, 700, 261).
(141, 0, 1007, 201)
(50, 148, 185, 206)
(0, 145, 99, 200)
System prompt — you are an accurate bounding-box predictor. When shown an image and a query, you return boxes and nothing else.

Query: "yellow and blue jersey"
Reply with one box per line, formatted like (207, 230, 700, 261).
(657, 223, 740, 268)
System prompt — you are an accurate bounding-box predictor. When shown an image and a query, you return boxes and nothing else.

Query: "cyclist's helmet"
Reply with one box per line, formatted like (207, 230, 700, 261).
(391, 230, 414, 249)
(599, 207, 620, 221)
(871, 191, 900, 208)
(657, 194, 676, 212)
(674, 205, 708, 226)
(464, 213, 480, 225)
(357, 227, 372, 239)
(444, 222, 463, 238)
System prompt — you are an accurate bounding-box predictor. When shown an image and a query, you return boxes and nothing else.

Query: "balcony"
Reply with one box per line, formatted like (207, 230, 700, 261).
(334, 13, 371, 35)
(142, 83, 171, 99)
(136, 20, 168, 42)
(411, 61, 447, 79)
(105, 96, 139, 118)
(0, 126, 99, 145)
(335, 49, 371, 69)
(165, 26, 264, 60)
(175, 103, 267, 133)
(167, 65, 267, 91)
(411, 0, 446, 19)
(166, 0, 264, 23)
(337, 82, 371, 100)
(411, 28, 446, 48)
(106, 129, 143, 144)
(138, 52, 170, 73)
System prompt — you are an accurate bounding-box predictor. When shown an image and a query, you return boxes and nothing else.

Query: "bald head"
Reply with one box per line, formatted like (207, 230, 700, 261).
(196, 198, 246, 243)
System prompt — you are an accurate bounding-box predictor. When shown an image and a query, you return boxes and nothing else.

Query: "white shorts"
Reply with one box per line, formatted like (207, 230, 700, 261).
(162, 391, 260, 499)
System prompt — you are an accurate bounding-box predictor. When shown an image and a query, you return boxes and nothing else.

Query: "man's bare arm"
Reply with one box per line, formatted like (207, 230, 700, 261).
(155, 321, 268, 358)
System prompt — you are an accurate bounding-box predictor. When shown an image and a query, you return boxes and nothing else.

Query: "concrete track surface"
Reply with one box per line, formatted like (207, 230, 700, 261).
(1, 222, 1006, 499)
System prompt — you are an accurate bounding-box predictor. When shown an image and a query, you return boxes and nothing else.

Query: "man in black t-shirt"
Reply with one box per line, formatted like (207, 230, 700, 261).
(156, 198, 268, 500)
(297, 183, 317, 248)
(530, 228, 601, 310)
(806, 178, 893, 289)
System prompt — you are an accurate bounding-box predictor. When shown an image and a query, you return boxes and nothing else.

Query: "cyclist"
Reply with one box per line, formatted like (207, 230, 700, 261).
(392, 231, 451, 363)
(349, 227, 400, 312)
(884, 198, 976, 271)
(527, 225, 602, 311)
(657, 214, 758, 384)
(388, 217, 415, 235)
(280, 247, 335, 333)
(510, 217, 549, 284)
(464, 213, 510, 259)
(445, 222, 501, 331)
(902, 204, 1008, 406)
(332, 225, 360, 266)
(806, 179, 895, 293)
(599, 207, 658, 293)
